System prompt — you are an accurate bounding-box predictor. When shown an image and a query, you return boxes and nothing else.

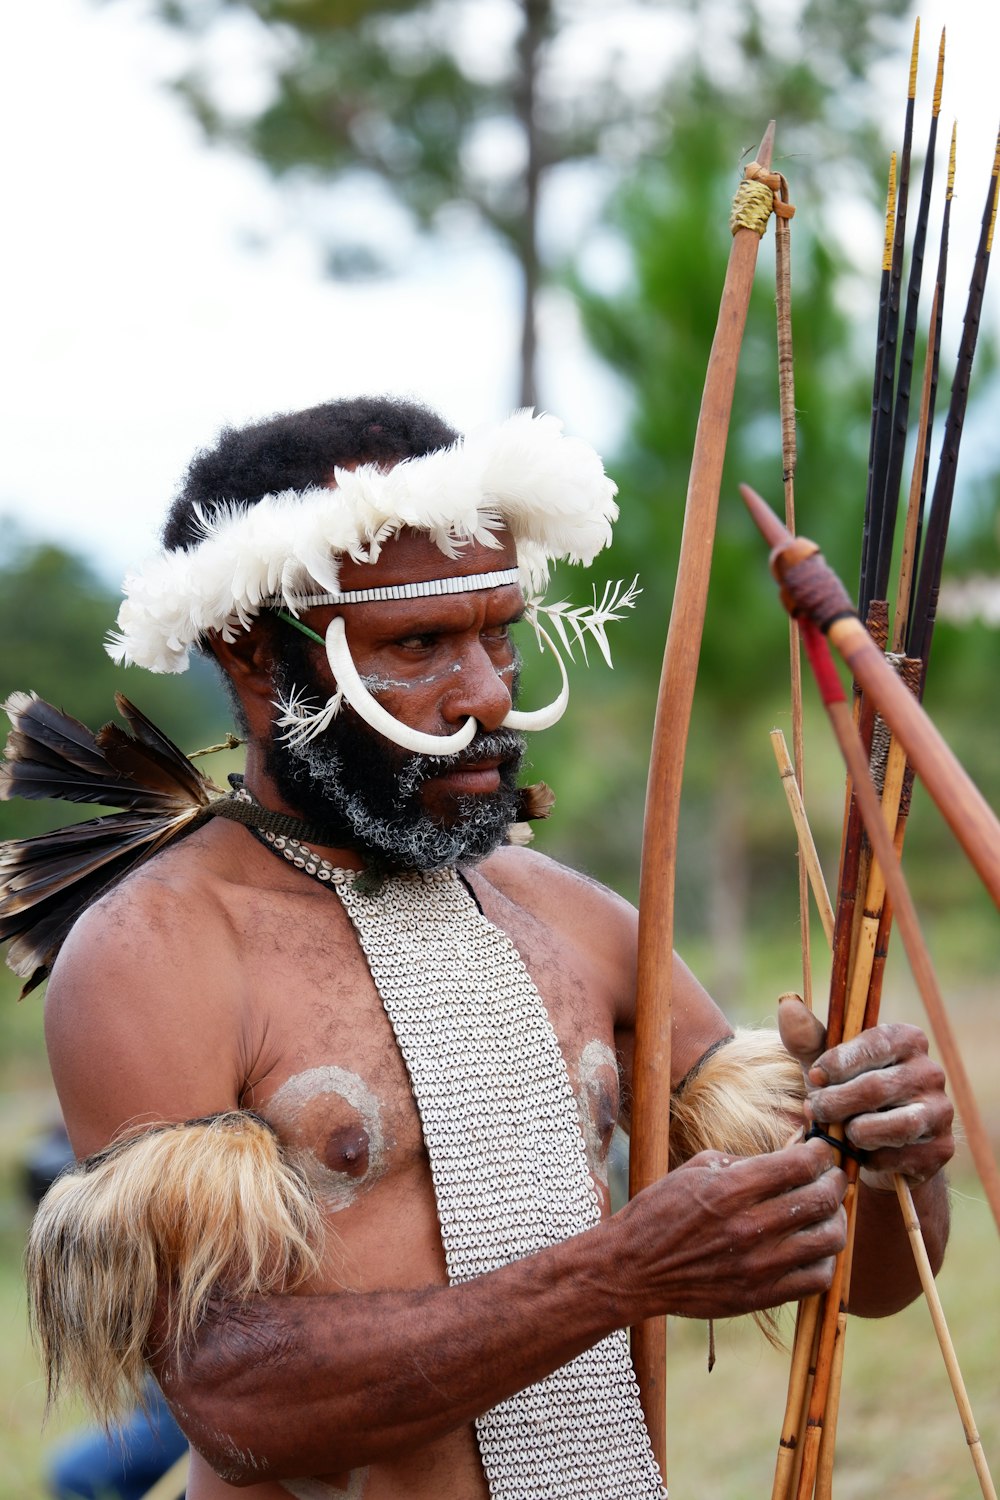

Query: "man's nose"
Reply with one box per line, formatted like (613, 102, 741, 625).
(441, 646, 513, 733)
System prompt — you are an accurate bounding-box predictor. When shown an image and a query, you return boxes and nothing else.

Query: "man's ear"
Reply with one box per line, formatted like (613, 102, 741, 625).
(206, 623, 277, 704)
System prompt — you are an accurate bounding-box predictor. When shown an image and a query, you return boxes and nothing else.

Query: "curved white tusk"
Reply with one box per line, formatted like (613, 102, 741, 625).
(503, 621, 569, 731)
(324, 616, 477, 757)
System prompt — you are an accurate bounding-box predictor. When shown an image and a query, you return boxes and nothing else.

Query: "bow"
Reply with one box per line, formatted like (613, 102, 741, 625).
(630, 120, 784, 1473)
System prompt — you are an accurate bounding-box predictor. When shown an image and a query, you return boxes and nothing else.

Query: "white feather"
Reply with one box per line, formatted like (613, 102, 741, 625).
(108, 412, 620, 673)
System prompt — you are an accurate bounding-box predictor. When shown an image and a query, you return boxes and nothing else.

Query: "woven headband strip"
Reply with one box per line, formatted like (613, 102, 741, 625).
(274, 567, 521, 609)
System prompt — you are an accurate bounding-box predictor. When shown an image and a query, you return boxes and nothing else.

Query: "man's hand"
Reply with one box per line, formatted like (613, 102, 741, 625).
(613, 1136, 848, 1321)
(778, 997, 955, 1192)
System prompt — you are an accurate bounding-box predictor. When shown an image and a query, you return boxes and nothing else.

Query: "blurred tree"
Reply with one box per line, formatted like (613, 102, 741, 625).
(524, 14, 1000, 996)
(139, 0, 921, 411)
(0, 525, 228, 842)
(87, 0, 999, 993)
(143, 0, 672, 408)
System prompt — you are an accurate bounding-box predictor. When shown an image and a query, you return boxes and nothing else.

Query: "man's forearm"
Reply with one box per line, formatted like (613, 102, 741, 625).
(848, 1169, 950, 1317)
(158, 1218, 627, 1484)
(162, 1141, 851, 1484)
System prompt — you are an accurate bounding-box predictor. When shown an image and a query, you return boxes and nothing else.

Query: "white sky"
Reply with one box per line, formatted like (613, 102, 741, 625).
(0, 0, 997, 584)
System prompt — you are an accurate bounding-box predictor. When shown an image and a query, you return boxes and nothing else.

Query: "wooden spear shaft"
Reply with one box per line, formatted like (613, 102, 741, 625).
(741, 485, 1000, 906)
(893, 281, 941, 652)
(772, 722, 997, 1500)
(740, 483, 1000, 1233)
(872, 26, 944, 605)
(904, 119, 955, 654)
(630, 122, 776, 1472)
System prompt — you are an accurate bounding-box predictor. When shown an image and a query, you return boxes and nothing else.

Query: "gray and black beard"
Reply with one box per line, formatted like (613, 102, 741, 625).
(266, 650, 525, 873)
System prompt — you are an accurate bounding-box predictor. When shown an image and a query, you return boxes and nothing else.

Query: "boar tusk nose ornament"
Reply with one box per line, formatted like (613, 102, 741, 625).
(274, 613, 570, 755)
(324, 616, 477, 756)
(501, 622, 569, 733)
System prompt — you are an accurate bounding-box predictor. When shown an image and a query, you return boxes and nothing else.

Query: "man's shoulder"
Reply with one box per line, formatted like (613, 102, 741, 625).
(476, 844, 637, 929)
(50, 824, 243, 994)
(73, 828, 225, 935)
(45, 829, 259, 1155)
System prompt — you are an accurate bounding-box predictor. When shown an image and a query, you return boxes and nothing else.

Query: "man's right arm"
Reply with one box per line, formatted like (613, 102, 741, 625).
(42, 877, 847, 1486)
(153, 1140, 845, 1483)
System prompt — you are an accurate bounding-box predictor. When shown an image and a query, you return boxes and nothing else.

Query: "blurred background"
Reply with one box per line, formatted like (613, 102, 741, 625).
(1, 1, 998, 1495)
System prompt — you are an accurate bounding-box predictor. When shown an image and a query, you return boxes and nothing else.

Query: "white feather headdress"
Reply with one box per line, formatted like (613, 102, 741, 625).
(108, 411, 620, 674)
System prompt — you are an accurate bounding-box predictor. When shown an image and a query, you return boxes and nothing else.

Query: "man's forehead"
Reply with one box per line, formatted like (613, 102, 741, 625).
(337, 525, 519, 592)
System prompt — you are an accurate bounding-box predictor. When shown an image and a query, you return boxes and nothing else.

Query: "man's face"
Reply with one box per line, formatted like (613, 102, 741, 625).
(265, 529, 529, 871)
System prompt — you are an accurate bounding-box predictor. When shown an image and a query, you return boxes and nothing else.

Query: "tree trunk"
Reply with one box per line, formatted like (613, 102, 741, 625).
(515, 0, 548, 409)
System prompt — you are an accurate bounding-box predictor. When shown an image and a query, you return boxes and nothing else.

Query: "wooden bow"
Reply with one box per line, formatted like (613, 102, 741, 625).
(630, 120, 779, 1475)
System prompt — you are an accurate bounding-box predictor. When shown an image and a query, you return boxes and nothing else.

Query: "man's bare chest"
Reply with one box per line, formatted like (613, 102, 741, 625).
(229, 876, 623, 1257)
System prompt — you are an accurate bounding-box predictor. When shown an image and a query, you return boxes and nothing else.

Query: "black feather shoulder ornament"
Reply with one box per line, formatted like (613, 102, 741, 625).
(0, 692, 229, 996)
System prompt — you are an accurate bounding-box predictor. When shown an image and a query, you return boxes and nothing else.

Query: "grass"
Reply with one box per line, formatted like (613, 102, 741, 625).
(1, 1088, 86, 1500)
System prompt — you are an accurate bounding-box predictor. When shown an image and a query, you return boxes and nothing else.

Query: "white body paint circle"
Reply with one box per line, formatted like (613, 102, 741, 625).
(267, 1064, 387, 1213)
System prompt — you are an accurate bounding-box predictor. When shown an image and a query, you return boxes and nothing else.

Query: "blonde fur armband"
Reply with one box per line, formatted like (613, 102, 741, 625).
(669, 1028, 806, 1169)
(25, 1111, 323, 1426)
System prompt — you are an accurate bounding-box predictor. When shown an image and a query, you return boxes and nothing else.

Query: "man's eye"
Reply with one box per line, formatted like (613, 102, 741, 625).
(483, 624, 511, 643)
(395, 633, 438, 650)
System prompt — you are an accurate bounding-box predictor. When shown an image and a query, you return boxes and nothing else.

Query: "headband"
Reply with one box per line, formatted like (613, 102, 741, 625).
(108, 411, 619, 675)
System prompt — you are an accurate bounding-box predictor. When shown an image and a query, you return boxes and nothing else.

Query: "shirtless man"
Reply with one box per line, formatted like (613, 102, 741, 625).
(29, 398, 954, 1500)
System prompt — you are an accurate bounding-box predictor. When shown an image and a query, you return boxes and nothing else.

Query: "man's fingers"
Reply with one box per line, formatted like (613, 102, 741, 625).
(628, 1138, 851, 1320)
(808, 1021, 927, 1086)
(682, 1134, 842, 1194)
(847, 1101, 928, 1151)
(809, 1053, 947, 1125)
(777, 994, 827, 1067)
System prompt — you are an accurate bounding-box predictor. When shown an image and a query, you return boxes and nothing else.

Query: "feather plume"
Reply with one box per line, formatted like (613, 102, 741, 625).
(109, 411, 619, 673)
(272, 683, 344, 749)
(529, 576, 641, 668)
(0, 693, 226, 994)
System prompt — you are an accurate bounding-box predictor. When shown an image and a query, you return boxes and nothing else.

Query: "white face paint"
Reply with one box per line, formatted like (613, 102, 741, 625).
(267, 1065, 388, 1213)
(357, 664, 463, 692)
(576, 1039, 620, 1190)
(358, 655, 516, 695)
(281, 1470, 370, 1500)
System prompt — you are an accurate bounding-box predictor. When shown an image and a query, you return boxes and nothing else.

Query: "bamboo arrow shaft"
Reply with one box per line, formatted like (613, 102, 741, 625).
(770, 729, 836, 946)
(630, 122, 776, 1472)
(894, 1175, 998, 1500)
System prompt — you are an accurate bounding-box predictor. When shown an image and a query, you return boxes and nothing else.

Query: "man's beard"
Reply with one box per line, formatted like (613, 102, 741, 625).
(266, 648, 526, 873)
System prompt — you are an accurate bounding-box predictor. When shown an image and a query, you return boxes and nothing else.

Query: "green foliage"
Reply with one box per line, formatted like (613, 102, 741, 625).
(535, 21, 1000, 980)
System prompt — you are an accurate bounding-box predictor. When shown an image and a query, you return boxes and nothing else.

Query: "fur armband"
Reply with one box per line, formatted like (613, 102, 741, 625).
(669, 1027, 806, 1169)
(25, 1111, 323, 1425)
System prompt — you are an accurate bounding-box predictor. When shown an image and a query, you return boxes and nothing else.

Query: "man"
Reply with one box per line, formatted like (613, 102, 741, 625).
(25, 397, 953, 1500)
